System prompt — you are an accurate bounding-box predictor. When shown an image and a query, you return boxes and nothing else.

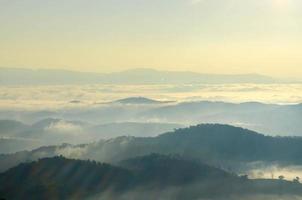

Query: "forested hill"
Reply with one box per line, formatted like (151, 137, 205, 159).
(155, 124, 302, 162)
(2, 124, 302, 173)
(0, 155, 232, 199)
(1, 155, 302, 200)
(0, 156, 132, 200)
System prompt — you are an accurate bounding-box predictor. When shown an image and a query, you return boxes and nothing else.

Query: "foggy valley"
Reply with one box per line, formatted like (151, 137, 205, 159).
(1, 0, 302, 199)
(0, 70, 302, 199)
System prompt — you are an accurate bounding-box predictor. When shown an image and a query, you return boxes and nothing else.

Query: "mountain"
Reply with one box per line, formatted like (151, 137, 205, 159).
(139, 101, 279, 121)
(110, 68, 277, 84)
(80, 124, 302, 165)
(0, 118, 182, 139)
(0, 119, 91, 152)
(3, 100, 301, 136)
(112, 97, 173, 105)
(118, 153, 231, 184)
(0, 120, 29, 136)
(0, 119, 39, 154)
(0, 155, 227, 199)
(3, 124, 302, 173)
(0, 119, 183, 153)
(90, 122, 183, 139)
(0, 137, 41, 154)
(0, 156, 133, 200)
(138, 101, 302, 136)
(0, 68, 279, 85)
(1, 155, 302, 200)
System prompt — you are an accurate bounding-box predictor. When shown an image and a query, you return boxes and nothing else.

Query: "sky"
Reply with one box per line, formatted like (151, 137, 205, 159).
(0, 0, 302, 77)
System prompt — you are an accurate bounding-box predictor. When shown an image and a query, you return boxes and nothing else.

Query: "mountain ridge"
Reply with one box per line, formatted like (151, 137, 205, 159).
(2, 124, 302, 173)
(0, 67, 280, 85)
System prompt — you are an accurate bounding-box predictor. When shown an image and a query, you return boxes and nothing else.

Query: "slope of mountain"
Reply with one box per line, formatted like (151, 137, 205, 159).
(118, 153, 231, 184)
(138, 101, 302, 136)
(0, 119, 91, 152)
(0, 121, 39, 154)
(1, 100, 301, 136)
(139, 101, 278, 120)
(2, 124, 302, 173)
(0, 156, 133, 200)
(0, 68, 278, 85)
(0, 138, 41, 154)
(0, 119, 183, 153)
(90, 122, 183, 138)
(81, 124, 302, 165)
(111, 68, 277, 84)
(1, 155, 302, 200)
(0, 120, 29, 136)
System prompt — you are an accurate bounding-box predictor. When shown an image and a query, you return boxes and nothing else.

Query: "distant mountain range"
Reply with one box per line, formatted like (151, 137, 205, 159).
(3, 99, 301, 136)
(1, 154, 302, 200)
(0, 68, 282, 85)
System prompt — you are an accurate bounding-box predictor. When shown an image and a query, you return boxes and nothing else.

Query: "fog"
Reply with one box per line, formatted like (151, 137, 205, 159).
(245, 162, 302, 181)
(0, 84, 302, 111)
(1, 83, 302, 199)
(0, 84, 302, 141)
(88, 185, 302, 200)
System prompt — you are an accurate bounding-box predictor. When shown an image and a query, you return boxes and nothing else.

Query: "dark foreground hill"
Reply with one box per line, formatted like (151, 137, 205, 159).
(0, 156, 132, 200)
(2, 124, 302, 173)
(1, 155, 302, 200)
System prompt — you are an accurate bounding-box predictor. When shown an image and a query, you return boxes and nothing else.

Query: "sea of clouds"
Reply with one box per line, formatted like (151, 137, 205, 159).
(0, 83, 301, 110)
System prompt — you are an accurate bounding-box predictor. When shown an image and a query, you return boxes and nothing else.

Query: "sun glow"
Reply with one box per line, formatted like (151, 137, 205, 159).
(273, 0, 290, 8)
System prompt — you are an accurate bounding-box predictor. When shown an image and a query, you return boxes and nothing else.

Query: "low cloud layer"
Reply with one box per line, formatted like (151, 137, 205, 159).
(247, 163, 302, 181)
(0, 83, 301, 111)
(45, 120, 83, 134)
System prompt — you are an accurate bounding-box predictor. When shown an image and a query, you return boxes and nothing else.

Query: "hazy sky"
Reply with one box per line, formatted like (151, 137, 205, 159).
(1, 0, 302, 77)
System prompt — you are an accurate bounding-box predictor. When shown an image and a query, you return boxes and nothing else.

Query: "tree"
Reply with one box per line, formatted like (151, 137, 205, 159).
(240, 175, 248, 180)
(278, 175, 285, 180)
(293, 177, 300, 183)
